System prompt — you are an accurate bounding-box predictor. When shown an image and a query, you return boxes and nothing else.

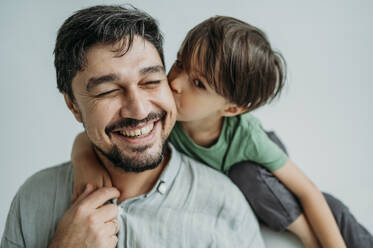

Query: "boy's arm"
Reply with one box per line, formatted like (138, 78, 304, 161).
(273, 159, 347, 248)
(71, 132, 112, 202)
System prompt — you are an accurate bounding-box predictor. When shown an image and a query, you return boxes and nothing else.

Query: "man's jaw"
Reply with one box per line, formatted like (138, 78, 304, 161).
(90, 111, 170, 172)
(93, 137, 168, 173)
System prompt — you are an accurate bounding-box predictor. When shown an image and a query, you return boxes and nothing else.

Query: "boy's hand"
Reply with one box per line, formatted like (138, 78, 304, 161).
(49, 184, 120, 248)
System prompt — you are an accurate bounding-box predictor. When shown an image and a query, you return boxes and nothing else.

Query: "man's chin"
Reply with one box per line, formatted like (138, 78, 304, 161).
(94, 141, 168, 173)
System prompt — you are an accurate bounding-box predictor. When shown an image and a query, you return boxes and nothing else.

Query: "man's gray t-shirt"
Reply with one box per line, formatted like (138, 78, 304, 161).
(1, 144, 264, 247)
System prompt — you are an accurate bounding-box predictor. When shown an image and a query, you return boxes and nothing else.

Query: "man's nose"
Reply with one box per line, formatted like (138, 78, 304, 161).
(120, 88, 149, 120)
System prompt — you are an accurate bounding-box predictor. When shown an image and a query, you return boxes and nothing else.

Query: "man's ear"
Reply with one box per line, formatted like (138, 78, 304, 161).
(63, 93, 82, 123)
(220, 104, 248, 117)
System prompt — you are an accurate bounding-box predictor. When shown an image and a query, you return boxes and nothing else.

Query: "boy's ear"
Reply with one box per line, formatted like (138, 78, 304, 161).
(63, 93, 83, 123)
(220, 104, 248, 117)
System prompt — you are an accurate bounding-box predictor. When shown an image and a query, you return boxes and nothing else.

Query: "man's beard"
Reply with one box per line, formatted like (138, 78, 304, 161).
(93, 140, 168, 173)
(91, 111, 168, 173)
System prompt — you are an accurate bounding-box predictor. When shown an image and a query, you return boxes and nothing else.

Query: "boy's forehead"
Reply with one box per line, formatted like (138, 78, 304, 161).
(180, 39, 212, 71)
(179, 50, 206, 76)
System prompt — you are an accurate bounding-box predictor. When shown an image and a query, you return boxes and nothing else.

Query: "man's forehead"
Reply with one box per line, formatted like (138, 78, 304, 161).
(86, 38, 161, 65)
(76, 38, 165, 83)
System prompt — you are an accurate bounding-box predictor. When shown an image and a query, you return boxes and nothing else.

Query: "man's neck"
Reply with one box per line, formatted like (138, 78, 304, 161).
(98, 148, 170, 204)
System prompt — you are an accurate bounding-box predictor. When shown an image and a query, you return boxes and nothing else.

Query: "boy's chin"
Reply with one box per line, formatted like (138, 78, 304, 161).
(176, 112, 205, 122)
(175, 114, 190, 122)
(175, 113, 184, 121)
(175, 108, 194, 122)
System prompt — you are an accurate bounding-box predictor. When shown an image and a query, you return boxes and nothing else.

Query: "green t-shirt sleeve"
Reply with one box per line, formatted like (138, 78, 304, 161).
(245, 120, 288, 171)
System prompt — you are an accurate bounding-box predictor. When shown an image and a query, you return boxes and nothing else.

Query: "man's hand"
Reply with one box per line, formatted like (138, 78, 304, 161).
(49, 184, 120, 248)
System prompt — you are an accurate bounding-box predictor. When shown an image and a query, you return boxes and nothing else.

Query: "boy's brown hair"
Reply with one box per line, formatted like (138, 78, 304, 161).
(180, 16, 286, 111)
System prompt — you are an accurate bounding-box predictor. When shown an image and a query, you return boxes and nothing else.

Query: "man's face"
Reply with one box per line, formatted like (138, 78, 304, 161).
(66, 36, 176, 172)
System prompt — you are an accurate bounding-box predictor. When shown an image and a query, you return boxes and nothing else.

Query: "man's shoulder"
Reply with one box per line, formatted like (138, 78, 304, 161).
(16, 162, 73, 218)
(179, 152, 227, 178)
(173, 152, 264, 246)
(3, 162, 74, 247)
(177, 152, 247, 205)
(19, 161, 73, 199)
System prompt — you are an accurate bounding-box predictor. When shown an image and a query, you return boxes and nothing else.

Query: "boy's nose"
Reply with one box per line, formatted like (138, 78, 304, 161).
(170, 78, 182, 94)
(168, 64, 182, 94)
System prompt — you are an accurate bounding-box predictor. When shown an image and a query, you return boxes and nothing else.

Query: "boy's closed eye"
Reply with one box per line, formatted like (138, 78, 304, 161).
(175, 59, 183, 69)
(192, 79, 206, 89)
(174, 53, 207, 91)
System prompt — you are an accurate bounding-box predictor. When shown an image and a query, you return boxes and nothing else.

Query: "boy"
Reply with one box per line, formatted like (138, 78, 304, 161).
(72, 16, 373, 247)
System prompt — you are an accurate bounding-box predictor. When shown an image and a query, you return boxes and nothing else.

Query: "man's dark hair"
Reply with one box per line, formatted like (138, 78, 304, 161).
(54, 5, 164, 101)
(180, 16, 286, 111)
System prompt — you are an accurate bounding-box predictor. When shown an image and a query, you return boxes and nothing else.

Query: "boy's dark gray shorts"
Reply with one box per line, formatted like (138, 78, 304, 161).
(227, 131, 373, 247)
(228, 131, 301, 232)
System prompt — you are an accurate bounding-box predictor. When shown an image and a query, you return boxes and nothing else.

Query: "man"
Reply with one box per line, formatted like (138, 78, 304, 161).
(1, 5, 264, 248)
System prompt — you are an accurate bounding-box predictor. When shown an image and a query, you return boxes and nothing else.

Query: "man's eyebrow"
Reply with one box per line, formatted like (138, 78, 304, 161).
(86, 74, 119, 91)
(139, 65, 165, 76)
(86, 66, 164, 91)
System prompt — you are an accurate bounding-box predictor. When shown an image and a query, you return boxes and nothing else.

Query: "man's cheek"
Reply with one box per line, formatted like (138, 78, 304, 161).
(83, 114, 107, 136)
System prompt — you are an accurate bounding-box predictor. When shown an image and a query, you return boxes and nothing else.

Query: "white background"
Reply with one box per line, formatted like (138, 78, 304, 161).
(1, 0, 372, 240)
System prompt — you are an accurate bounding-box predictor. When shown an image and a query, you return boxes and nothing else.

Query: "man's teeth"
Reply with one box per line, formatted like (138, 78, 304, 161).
(120, 122, 154, 137)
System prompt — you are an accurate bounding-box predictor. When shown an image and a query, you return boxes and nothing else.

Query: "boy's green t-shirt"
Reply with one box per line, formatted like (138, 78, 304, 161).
(169, 113, 288, 174)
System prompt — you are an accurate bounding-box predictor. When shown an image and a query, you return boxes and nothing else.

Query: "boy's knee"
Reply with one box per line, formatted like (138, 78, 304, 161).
(228, 161, 262, 186)
(228, 162, 266, 205)
(229, 161, 303, 232)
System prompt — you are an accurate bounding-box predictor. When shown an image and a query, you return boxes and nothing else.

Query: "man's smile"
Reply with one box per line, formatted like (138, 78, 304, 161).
(108, 111, 167, 146)
(113, 120, 156, 138)
(111, 120, 161, 145)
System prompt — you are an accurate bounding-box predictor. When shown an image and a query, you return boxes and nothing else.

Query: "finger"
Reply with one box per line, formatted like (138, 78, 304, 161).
(93, 203, 119, 223)
(99, 220, 120, 239)
(112, 219, 120, 234)
(108, 235, 118, 248)
(81, 187, 120, 209)
(73, 184, 95, 206)
(104, 219, 120, 235)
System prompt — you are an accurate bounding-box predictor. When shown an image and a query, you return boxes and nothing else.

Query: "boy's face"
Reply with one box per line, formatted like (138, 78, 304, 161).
(167, 53, 230, 122)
